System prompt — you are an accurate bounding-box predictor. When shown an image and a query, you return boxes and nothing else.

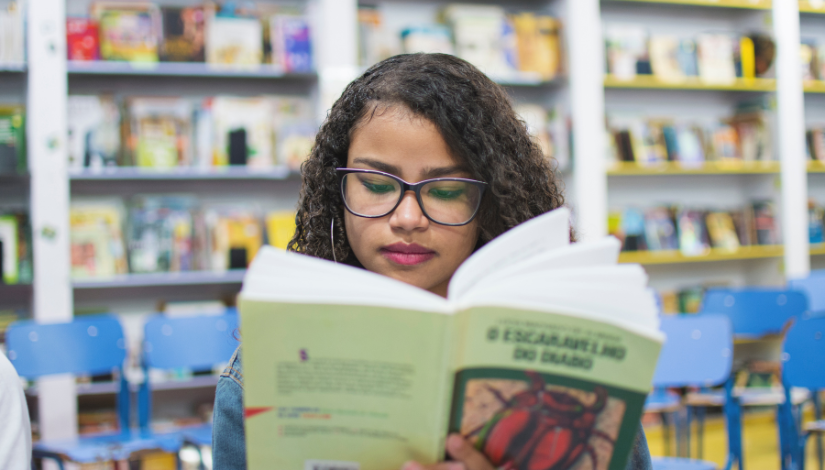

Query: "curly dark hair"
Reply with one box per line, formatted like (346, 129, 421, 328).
(287, 53, 566, 264)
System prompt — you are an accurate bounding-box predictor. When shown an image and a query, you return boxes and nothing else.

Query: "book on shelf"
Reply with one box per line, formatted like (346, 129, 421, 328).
(809, 200, 824, 245)
(604, 28, 777, 84)
(513, 103, 570, 171)
(67, 95, 120, 170)
(92, 2, 162, 63)
(126, 196, 198, 274)
(356, 4, 563, 81)
(0, 105, 25, 173)
(0, 2, 24, 67)
(67, 17, 101, 61)
(270, 13, 313, 73)
(206, 207, 264, 271)
(610, 201, 776, 255)
(239, 208, 663, 470)
(807, 126, 825, 161)
(125, 97, 193, 168)
(206, 12, 263, 68)
(160, 6, 207, 62)
(0, 211, 31, 285)
(70, 201, 129, 279)
(265, 211, 296, 250)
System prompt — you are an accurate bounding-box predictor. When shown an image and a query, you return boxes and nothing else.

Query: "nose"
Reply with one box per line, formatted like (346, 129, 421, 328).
(389, 191, 429, 232)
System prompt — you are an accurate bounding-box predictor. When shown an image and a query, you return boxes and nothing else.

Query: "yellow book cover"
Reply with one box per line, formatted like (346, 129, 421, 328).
(265, 211, 296, 250)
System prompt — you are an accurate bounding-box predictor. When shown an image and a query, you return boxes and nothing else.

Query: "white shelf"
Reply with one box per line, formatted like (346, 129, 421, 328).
(26, 375, 220, 397)
(72, 270, 246, 289)
(69, 166, 297, 181)
(67, 60, 316, 79)
(0, 64, 25, 73)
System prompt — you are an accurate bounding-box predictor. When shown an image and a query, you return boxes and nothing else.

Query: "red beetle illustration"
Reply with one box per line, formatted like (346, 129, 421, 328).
(468, 371, 615, 470)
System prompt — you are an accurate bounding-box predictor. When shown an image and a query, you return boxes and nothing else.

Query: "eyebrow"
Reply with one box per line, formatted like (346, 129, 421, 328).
(351, 157, 470, 180)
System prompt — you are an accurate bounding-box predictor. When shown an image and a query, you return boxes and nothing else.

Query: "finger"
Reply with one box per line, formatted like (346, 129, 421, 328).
(400, 461, 464, 470)
(445, 434, 495, 470)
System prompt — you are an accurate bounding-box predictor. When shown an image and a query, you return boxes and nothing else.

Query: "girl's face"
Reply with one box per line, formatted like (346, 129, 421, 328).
(344, 107, 480, 297)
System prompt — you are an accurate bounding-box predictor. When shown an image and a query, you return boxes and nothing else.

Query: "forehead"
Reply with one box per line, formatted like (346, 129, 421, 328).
(346, 106, 467, 181)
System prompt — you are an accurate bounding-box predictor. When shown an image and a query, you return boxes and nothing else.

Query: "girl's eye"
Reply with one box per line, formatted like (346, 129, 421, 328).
(361, 180, 396, 194)
(428, 187, 464, 200)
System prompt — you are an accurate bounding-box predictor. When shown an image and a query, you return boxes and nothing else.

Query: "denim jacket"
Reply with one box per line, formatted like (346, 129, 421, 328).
(212, 347, 653, 470)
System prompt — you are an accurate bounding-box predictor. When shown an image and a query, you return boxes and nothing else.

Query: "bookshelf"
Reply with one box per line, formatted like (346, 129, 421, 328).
(604, 75, 776, 92)
(67, 60, 317, 80)
(608, 161, 780, 175)
(0, 64, 25, 73)
(618, 245, 783, 265)
(804, 81, 825, 94)
(799, 0, 825, 14)
(606, 0, 771, 9)
(72, 270, 247, 290)
(68, 167, 298, 181)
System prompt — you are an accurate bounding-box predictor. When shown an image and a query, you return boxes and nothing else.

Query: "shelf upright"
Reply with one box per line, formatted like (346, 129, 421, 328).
(316, 0, 359, 122)
(27, 0, 76, 447)
(570, 0, 608, 240)
(774, 0, 810, 277)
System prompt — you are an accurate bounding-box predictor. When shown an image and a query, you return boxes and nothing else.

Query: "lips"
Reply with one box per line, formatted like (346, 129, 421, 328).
(380, 242, 436, 266)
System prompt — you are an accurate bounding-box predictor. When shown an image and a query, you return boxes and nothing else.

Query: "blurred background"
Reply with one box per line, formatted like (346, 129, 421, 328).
(1, 0, 825, 468)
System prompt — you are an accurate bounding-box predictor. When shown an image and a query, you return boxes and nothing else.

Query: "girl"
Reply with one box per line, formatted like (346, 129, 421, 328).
(213, 53, 652, 470)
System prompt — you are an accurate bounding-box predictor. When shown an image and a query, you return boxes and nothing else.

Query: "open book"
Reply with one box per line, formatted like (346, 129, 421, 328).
(239, 207, 663, 470)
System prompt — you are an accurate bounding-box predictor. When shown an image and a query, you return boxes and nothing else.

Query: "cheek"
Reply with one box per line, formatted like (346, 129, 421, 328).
(343, 211, 374, 256)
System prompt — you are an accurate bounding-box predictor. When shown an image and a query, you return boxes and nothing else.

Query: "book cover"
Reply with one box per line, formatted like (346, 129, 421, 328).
(67, 18, 100, 61)
(750, 34, 776, 78)
(270, 14, 313, 73)
(705, 212, 740, 252)
(67, 95, 120, 170)
(126, 97, 192, 168)
(0, 2, 24, 66)
(801, 39, 817, 82)
(649, 35, 683, 82)
(400, 25, 454, 55)
(604, 26, 647, 81)
(0, 106, 25, 173)
(70, 201, 128, 279)
(126, 196, 196, 273)
(676, 39, 698, 77)
(621, 207, 647, 252)
(160, 6, 206, 62)
(265, 211, 296, 250)
(0, 215, 18, 284)
(206, 208, 263, 271)
(752, 201, 778, 245)
(817, 45, 825, 80)
(809, 200, 824, 245)
(644, 207, 678, 251)
(674, 125, 705, 166)
(238, 208, 663, 470)
(206, 14, 264, 67)
(211, 97, 274, 168)
(696, 34, 736, 84)
(677, 209, 710, 256)
(92, 2, 162, 62)
(442, 5, 511, 78)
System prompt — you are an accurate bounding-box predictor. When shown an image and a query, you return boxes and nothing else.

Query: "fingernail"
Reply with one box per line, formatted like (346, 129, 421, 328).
(446, 463, 465, 470)
(401, 462, 421, 470)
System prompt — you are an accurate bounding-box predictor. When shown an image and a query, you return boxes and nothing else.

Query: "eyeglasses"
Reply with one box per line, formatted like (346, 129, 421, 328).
(336, 168, 487, 226)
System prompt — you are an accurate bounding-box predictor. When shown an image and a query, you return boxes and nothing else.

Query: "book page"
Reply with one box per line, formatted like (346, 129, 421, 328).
(241, 299, 455, 470)
(448, 207, 571, 300)
(446, 305, 662, 470)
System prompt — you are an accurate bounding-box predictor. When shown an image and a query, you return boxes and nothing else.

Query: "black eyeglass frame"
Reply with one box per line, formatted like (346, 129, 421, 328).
(335, 168, 488, 226)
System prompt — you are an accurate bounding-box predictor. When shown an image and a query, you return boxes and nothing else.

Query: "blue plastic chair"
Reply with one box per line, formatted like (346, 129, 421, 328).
(700, 288, 808, 338)
(778, 315, 825, 470)
(788, 270, 825, 313)
(139, 311, 240, 461)
(5, 314, 180, 468)
(650, 315, 736, 470)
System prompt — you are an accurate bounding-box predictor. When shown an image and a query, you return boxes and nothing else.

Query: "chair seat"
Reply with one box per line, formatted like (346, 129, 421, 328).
(805, 420, 825, 433)
(646, 390, 681, 413)
(34, 429, 183, 463)
(181, 423, 212, 447)
(686, 387, 810, 407)
(652, 457, 717, 470)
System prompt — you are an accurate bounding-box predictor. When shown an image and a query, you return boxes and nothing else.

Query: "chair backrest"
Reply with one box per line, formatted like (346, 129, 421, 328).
(782, 315, 825, 390)
(700, 288, 808, 338)
(788, 269, 825, 313)
(652, 315, 733, 388)
(6, 314, 127, 378)
(143, 312, 240, 370)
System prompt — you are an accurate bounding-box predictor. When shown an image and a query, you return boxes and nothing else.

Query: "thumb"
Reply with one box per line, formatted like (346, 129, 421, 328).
(445, 434, 495, 470)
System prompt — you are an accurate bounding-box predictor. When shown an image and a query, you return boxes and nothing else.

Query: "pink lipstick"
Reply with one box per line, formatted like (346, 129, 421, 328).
(380, 242, 436, 266)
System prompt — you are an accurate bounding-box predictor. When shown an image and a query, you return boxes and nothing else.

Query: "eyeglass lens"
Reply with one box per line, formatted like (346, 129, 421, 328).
(341, 172, 481, 225)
